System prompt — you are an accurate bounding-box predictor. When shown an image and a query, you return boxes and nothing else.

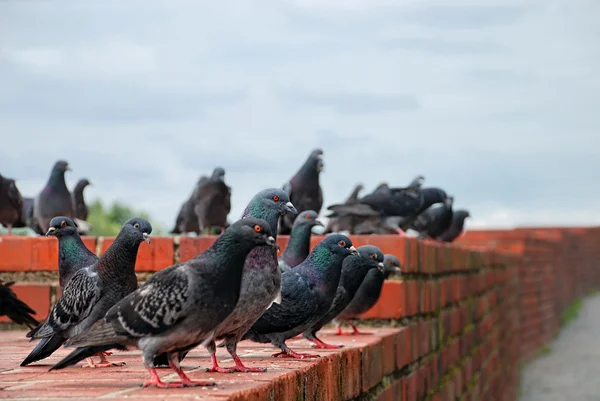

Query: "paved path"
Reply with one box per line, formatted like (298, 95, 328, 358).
(520, 293, 600, 401)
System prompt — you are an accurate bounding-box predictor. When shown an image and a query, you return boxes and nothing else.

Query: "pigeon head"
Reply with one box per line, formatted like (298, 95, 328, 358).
(382, 254, 402, 278)
(444, 196, 454, 207)
(410, 175, 425, 187)
(292, 210, 323, 230)
(120, 217, 153, 245)
(421, 187, 448, 206)
(74, 178, 92, 191)
(355, 245, 385, 270)
(309, 148, 324, 172)
(211, 167, 226, 182)
(244, 188, 297, 236)
(45, 216, 78, 238)
(226, 217, 276, 249)
(454, 210, 471, 220)
(52, 160, 71, 174)
(310, 234, 358, 268)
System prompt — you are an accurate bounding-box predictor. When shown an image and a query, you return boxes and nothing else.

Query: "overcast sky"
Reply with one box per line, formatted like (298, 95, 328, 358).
(1, 0, 599, 231)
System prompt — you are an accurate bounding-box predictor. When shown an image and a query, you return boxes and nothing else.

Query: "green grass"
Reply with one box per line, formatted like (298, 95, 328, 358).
(561, 298, 583, 328)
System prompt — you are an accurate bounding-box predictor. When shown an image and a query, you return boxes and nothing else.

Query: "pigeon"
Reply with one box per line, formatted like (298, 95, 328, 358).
(50, 218, 277, 389)
(279, 210, 322, 271)
(406, 175, 425, 190)
(243, 234, 358, 359)
(0, 279, 38, 329)
(323, 184, 363, 234)
(437, 209, 470, 242)
(155, 188, 298, 372)
(33, 160, 74, 234)
(12, 197, 35, 231)
(45, 216, 99, 293)
(279, 149, 324, 235)
(0, 174, 23, 235)
(335, 254, 401, 335)
(302, 245, 384, 349)
(194, 167, 231, 235)
(410, 196, 454, 240)
(171, 175, 208, 234)
(398, 187, 449, 231)
(20, 217, 152, 368)
(72, 179, 92, 221)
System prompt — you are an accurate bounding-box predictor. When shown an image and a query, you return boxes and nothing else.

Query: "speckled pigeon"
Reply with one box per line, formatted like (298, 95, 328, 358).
(437, 209, 470, 243)
(21, 217, 152, 368)
(171, 175, 208, 234)
(279, 149, 324, 235)
(33, 160, 74, 234)
(50, 218, 276, 389)
(335, 254, 401, 335)
(0, 174, 23, 235)
(0, 279, 38, 329)
(410, 196, 454, 240)
(243, 234, 357, 359)
(279, 210, 322, 271)
(303, 245, 384, 348)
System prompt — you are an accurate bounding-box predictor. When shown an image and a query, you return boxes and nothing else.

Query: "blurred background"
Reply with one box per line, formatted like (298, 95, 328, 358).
(1, 0, 599, 236)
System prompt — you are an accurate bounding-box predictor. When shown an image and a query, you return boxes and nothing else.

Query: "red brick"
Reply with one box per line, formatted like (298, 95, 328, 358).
(361, 280, 405, 319)
(178, 236, 217, 262)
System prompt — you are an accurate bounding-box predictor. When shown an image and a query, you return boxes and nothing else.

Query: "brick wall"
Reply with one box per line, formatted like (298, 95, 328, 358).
(0, 227, 598, 401)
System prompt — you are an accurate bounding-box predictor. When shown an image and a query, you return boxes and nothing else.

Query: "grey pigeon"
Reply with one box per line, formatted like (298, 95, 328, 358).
(303, 245, 384, 348)
(194, 167, 231, 234)
(45, 216, 99, 293)
(33, 160, 74, 234)
(410, 196, 454, 240)
(279, 149, 324, 235)
(335, 254, 401, 335)
(21, 217, 152, 368)
(0, 279, 38, 329)
(155, 188, 298, 372)
(171, 175, 208, 234)
(437, 209, 470, 243)
(72, 178, 92, 221)
(323, 184, 363, 234)
(279, 210, 322, 271)
(243, 234, 357, 359)
(0, 174, 23, 235)
(50, 218, 276, 389)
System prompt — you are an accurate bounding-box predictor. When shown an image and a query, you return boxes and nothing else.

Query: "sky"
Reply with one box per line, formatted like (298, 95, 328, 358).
(1, 0, 599, 231)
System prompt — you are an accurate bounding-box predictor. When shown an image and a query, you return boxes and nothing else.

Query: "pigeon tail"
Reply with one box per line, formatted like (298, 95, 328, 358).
(49, 344, 125, 371)
(20, 334, 65, 366)
(64, 320, 123, 348)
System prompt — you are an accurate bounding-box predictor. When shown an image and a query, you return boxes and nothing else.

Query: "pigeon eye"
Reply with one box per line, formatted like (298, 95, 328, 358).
(254, 225, 262, 233)
(371, 254, 377, 260)
(305, 214, 311, 219)
(61, 220, 67, 228)
(273, 195, 280, 202)
(134, 223, 140, 229)
(338, 240, 346, 247)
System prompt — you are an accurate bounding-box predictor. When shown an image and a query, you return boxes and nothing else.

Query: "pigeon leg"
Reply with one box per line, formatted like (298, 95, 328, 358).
(335, 323, 351, 336)
(167, 353, 215, 387)
(310, 336, 343, 349)
(350, 323, 372, 336)
(81, 352, 126, 368)
(142, 367, 172, 388)
(7, 224, 12, 235)
(271, 343, 320, 359)
(205, 341, 234, 373)
(226, 339, 267, 372)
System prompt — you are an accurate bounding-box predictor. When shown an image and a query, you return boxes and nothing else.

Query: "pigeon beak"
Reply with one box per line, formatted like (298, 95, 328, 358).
(314, 219, 324, 227)
(378, 262, 384, 269)
(142, 232, 151, 244)
(394, 267, 402, 275)
(45, 227, 56, 237)
(65, 164, 71, 171)
(349, 246, 358, 256)
(285, 202, 298, 215)
(266, 236, 276, 247)
(274, 243, 281, 252)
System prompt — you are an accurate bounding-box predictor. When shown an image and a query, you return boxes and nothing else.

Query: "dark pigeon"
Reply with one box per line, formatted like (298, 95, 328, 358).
(279, 210, 322, 271)
(243, 234, 357, 359)
(279, 149, 324, 235)
(194, 167, 231, 234)
(323, 184, 363, 234)
(437, 209, 470, 242)
(156, 188, 298, 372)
(171, 175, 208, 234)
(50, 218, 276, 389)
(33, 160, 74, 234)
(335, 254, 401, 335)
(410, 196, 454, 240)
(72, 179, 92, 221)
(0, 174, 23, 235)
(398, 187, 448, 231)
(303, 245, 384, 348)
(0, 279, 38, 329)
(12, 197, 35, 231)
(45, 216, 99, 293)
(21, 217, 152, 368)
